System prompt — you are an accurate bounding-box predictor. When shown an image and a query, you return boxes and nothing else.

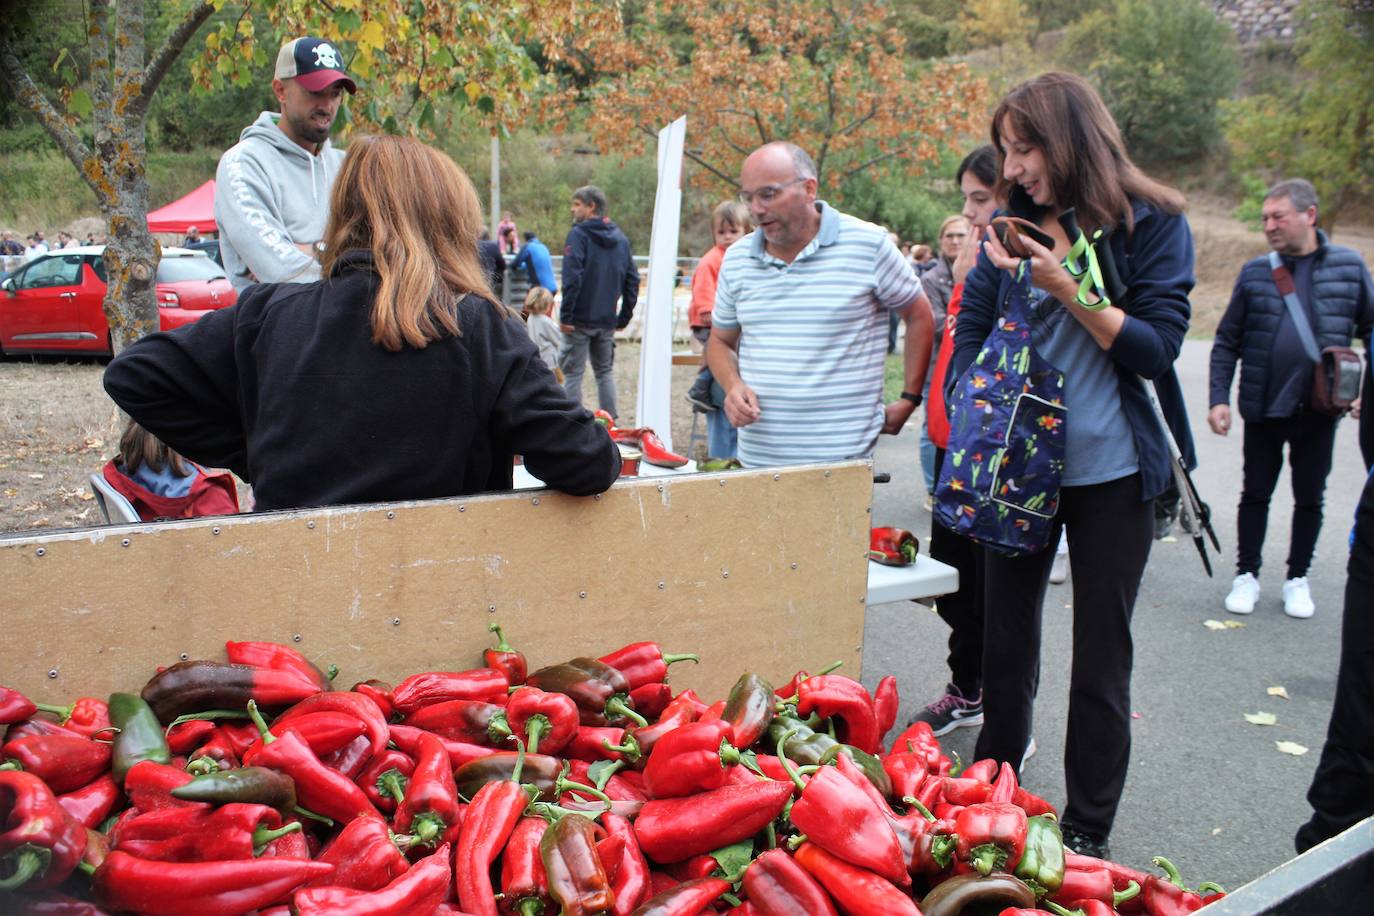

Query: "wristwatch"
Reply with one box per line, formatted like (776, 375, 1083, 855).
(313, 241, 327, 255)
(900, 391, 923, 407)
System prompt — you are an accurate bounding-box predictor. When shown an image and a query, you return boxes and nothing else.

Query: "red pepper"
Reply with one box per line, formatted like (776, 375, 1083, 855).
(528, 658, 647, 727)
(566, 725, 642, 763)
(351, 680, 395, 721)
(57, 775, 122, 829)
(642, 720, 742, 799)
(242, 701, 373, 824)
(955, 803, 1028, 876)
(124, 760, 198, 812)
(632, 696, 703, 759)
(630, 875, 730, 915)
(795, 675, 880, 754)
(785, 761, 910, 887)
(165, 719, 218, 755)
(1, 733, 111, 794)
(393, 731, 464, 849)
(1066, 851, 1152, 910)
(392, 668, 511, 715)
(389, 724, 494, 770)
(872, 676, 899, 745)
(259, 818, 311, 860)
(633, 778, 794, 863)
(500, 816, 552, 916)
(306, 813, 412, 891)
(603, 811, 652, 915)
(887, 719, 945, 765)
(750, 754, 799, 783)
(271, 691, 390, 762)
(2, 717, 77, 743)
(356, 749, 415, 814)
(94, 850, 334, 915)
(593, 409, 615, 427)
(609, 427, 689, 468)
(455, 744, 532, 916)
(258, 710, 368, 757)
(720, 673, 775, 749)
(140, 660, 322, 722)
(868, 527, 919, 565)
(792, 842, 921, 916)
(942, 776, 993, 806)
(883, 753, 928, 800)
(1012, 786, 1057, 818)
(190, 721, 259, 768)
(1142, 856, 1206, 916)
(225, 640, 333, 691)
(666, 689, 710, 718)
(962, 758, 999, 783)
(0, 688, 37, 727)
(743, 848, 839, 916)
(599, 642, 700, 691)
(112, 803, 299, 862)
(630, 683, 673, 719)
(485, 623, 529, 685)
(506, 687, 581, 755)
(29, 697, 113, 741)
(598, 833, 627, 882)
(1050, 864, 1120, 906)
(563, 760, 648, 804)
(294, 842, 451, 915)
(403, 699, 512, 747)
(0, 770, 88, 892)
(540, 812, 616, 916)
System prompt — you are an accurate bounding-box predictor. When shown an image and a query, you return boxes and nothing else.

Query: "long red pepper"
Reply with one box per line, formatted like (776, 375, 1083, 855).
(351, 680, 395, 720)
(260, 710, 367, 756)
(1142, 856, 1206, 916)
(603, 811, 652, 915)
(402, 699, 512, 747)
(633, 778, 794, 863)
(93, 850, 334, 915)
(500, 816, 552, 916)
(784, 759, 910, 886)
(720, 673, 775, 749)
(271, 691, 390, 761)
(873, 675, 899, 745)
(630, 682, 673, 719)
(565, 725, 641, 763)
(792, 842, 921, 916)
(505, 687, 581, 755)
(391, 668, 511, 715)
(642, 720, 741, 799)
(743, 848, 839, 916)
(242, 701, 373, 824)
(112, 803, 299, 862)
(293, 842, 451, 915)
(392, 731, 464, 848)
(540, 812, 616, 916)
(0, 687, 37, 726)
(140, 660, 322, 722)
(165, 719, 217, 755)
(305, 813, 412, 892)
(455, 743, 533, 916)
(123, 761, 198, 812)
(0, 770, 88, 893)
(629, 875, 730, 915)
(795, 676, 880, 754)
(225, 641, 333, 691)
(599, 642, 700, 691)
(1, 733, 111, 794)
(528, 658, 647, 727)
(485, 624, 529, 685)
(57, 775, 122, 829)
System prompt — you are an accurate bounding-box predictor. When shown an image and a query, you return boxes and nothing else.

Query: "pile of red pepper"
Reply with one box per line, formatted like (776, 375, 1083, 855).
(0, 630, 1227, 915)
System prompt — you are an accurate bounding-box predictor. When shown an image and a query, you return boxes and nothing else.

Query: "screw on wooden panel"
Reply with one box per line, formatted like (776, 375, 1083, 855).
(858, 597, 865, 603)
(179, 652, 189, 661)
(121, 538, 131, 547)
(594, 494, 601, 501)
(579, 591, 588, 599)
(387, 511, 395, 519)
(391, 617, 401, 626)
(532, 497, 540, 505)
(35, 548, 45, 557)
(773, 474, 780, 481)
(488, 605, 496, 612)
(866, 507, 871, 513)
(722, 571, 730, 579)
(791, 563, 798, 569)
(718, 479, 726, 487)
(307, 521, 316, 529)
(824, 470, 832, 477)
(292, 634, 302, 643)
(47, 669, 58, 679)
(657, 582, 665, 590)
(459, 506, 466, 512)
(657, 484, 664, 492)
(212, 527, 221, 535)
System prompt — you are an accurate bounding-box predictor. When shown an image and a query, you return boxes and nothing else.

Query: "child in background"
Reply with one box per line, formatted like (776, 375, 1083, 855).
(524, 287, 565, 382)
(101, 420, 239, 521)
(685, 200, 750, 458)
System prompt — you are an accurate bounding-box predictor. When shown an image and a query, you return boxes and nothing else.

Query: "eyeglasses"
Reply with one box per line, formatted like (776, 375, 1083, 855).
(942, 232, 969, 240)
(737, 177, 807, 206)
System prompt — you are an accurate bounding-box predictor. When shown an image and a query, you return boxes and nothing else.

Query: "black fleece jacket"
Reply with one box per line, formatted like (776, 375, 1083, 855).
(104, 251, 620, 512)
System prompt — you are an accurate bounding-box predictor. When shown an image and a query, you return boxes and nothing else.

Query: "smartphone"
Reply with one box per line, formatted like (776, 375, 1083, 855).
(992, 217, 1054, 256)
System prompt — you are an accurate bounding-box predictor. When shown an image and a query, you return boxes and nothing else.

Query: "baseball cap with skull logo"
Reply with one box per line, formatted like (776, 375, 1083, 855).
(275, 37, 357, 94)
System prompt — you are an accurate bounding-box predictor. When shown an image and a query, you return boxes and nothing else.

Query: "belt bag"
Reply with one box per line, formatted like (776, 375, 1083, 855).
(1269, 251, 1362, 417)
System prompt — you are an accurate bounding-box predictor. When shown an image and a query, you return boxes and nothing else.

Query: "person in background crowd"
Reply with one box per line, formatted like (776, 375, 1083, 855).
(914, 214, 968, 504)
(684, 200, 751, 459)
(708, 141, 934, 467)
(496, 212, 518, 254)
(215, 36, 355, 291)
(1209, 178, 1374, 619)
(101, 420, 240, 521)
(85, 233, 97, 246)
(523, 286, 564, 379)
(183, 225, 202, 247)
(105, 135, 620, 511)
(951, 72, 1196, 860)
(0, 230, 23, 256)
(914, 145, 1000, 739)
(477, 227, 508, 295)
(912, 244, 935, 270)
(558, 185, 639, 420)
(512, 230, 556, 294)
(24, 231, 48, 259)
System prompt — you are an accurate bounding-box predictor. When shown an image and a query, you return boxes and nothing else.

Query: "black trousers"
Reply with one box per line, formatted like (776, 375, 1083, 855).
(1295, 571, 1374, 852)
(1236, 412, 1339, 579)
(929, 447, 986, 696)
(974, 474, 1154, 839)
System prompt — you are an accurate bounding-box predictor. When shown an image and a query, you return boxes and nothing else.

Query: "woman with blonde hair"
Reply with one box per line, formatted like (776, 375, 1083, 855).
(105, 135, 619, 510)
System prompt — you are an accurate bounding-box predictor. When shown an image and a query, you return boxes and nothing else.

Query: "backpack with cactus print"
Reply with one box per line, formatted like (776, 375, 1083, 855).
(934, 262, 1066, 557)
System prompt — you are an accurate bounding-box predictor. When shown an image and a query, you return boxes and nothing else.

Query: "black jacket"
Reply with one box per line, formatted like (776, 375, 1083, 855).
(1209, 231, 1374, 421)
(560, 217, 639, 328)
(104, 251, 620, 512)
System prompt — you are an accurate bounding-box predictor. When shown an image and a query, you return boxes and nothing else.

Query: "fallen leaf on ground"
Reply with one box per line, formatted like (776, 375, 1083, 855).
(1244, 712, 1278, 726)
(1203, 619, 1246, 630)
(1212, 828, 1223, 836)
(1276, 741, 1309, 756)
(1161, 536, 1177, 543)
(1131, 712, 1143, 719)
(1267, 686, 1290, 700)
(27, 473, 44, 479)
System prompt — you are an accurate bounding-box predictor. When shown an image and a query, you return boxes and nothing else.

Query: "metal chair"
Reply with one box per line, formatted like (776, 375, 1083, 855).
(89, 473, 140, 524)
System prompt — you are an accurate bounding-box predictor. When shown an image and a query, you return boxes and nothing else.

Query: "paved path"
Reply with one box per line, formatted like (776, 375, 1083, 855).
(863, 338, 1365, 892)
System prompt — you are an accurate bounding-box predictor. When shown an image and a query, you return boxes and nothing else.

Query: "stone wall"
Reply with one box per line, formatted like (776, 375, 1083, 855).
(1212, 0, 1301, 46)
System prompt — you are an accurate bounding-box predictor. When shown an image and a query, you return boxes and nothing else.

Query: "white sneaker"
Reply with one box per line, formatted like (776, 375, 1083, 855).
(1049, 553, 1069, 585)
(1283, 577, 1315, 619)
(1225, 572, 1260, 614)
(1019, 736, 1038, 775)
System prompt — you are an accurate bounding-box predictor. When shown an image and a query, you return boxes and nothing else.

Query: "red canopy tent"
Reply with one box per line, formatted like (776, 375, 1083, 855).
(146, 180, 216, 235)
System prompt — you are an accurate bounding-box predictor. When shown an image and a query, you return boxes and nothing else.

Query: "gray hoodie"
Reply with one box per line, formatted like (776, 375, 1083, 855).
(214, 112, 345, 291)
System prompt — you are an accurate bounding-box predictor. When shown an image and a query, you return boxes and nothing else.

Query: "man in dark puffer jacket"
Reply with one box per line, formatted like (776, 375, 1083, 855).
(1209, 179, 1374, 619)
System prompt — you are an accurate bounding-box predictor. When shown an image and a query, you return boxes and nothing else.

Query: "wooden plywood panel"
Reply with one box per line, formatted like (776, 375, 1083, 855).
(0, 462, 873, 702)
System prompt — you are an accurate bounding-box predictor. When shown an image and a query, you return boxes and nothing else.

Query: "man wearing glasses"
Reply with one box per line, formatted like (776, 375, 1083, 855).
(707, 141, 935, 467)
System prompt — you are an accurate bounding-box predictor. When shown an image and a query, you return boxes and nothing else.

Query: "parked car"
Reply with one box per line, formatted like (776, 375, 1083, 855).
(184, 239, 222, 267)
(0, 246, 235, 356)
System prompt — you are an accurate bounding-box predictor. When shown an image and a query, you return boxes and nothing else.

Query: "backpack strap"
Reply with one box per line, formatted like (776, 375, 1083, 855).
(1267, 251, 1320, 362)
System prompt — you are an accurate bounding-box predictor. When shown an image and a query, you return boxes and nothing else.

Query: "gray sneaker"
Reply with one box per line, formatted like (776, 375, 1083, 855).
(912, 683, 984, 737)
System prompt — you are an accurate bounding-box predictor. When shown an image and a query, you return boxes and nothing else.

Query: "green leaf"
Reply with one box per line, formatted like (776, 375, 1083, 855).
(587, 760, 618, 791)
(418, 101, 435, 131)
(476, 95, 495, 115)
(432, 47, 455, 69)
(69, 89, 93, 119)
(336, 10, 363, 33)
(382, 115, 400, 135)
(709, 838, 754, 881)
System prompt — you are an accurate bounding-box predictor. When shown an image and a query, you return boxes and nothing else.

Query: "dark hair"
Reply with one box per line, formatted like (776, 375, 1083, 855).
(119, 421, 188, 477)
(991, 72, 1185, 234)
(1265, 178, 1318, 214)
(523, 231, 536, 241)
(956, 145, 998, 189)
(572, 185, 607, 216)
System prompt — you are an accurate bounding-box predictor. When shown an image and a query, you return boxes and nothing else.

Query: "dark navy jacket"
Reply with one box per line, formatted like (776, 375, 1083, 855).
(560, 217, 639, 329)
(1208, 231, 1374, 421)
(952, 198, 1196, 502)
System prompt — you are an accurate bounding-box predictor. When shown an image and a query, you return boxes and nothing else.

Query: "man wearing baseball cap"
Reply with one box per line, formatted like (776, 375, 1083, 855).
(214, 37, 357, 291)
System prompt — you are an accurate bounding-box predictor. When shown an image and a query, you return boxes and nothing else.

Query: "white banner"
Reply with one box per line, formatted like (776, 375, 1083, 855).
(634, 116, 686, 449)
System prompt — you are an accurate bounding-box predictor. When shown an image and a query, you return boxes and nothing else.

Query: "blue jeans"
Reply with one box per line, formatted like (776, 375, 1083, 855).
(559, 325, 618, 418)
(706, 377, 737, 458)
(919, 417, 937, 492)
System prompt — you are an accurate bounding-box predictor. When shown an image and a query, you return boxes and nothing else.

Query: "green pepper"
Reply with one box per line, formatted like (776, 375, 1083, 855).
(768, 716, 840, 765)
(1015, 814, 1066, 893)
(169, 766, 298, 815)
(108, 693, 170, 783)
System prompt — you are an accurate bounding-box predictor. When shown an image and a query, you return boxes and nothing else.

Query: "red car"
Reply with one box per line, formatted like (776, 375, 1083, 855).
(0, 246, 236, 356)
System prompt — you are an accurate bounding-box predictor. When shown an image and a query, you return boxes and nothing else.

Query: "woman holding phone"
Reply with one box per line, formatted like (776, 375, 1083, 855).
(949, 72, 1196, 857)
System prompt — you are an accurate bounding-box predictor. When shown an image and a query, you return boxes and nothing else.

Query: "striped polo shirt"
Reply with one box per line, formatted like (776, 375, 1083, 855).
(712, 201, 923, 467)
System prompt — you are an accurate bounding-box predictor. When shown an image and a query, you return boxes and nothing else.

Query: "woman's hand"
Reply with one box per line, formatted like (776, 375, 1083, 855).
(951, 227, 982, 285)
(981, 225, 1078, 305)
